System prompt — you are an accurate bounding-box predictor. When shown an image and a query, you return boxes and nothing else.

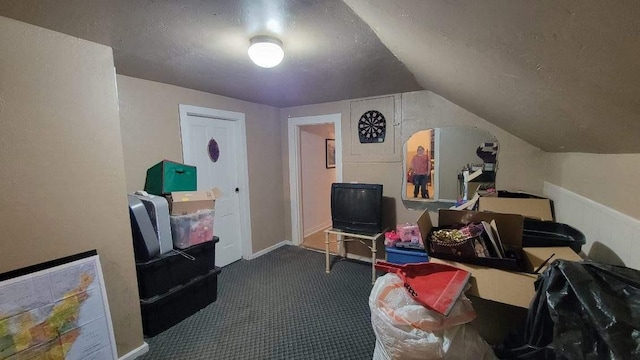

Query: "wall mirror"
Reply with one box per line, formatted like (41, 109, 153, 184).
(402, 127, 499, 211)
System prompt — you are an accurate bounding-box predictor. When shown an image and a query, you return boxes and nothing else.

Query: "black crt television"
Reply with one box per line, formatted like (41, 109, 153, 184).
(331, 183, 383, 235)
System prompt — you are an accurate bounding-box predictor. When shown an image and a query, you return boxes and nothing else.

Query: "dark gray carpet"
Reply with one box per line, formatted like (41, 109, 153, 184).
(139, 245, 376, 359)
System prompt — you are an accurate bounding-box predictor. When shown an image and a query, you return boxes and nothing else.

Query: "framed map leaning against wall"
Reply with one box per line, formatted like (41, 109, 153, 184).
(0, 250, 117, 360)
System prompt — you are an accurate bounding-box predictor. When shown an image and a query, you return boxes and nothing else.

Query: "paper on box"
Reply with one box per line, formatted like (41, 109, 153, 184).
(168, 188, 222, 215)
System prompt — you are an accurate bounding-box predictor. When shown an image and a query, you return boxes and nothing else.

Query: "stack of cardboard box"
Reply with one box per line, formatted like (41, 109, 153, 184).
(417, 198, 582, 343)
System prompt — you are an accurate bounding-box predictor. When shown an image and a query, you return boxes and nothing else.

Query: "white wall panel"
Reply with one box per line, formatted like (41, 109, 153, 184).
(544, 181, 640, 269)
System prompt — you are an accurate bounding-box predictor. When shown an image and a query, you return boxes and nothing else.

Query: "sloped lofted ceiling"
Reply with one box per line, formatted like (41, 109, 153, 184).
(344, 0, 640, 153)
(1, 1, 639, 153)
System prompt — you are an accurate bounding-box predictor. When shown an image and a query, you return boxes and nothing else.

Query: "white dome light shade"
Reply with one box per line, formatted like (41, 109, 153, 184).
(248, 36, 284, 68)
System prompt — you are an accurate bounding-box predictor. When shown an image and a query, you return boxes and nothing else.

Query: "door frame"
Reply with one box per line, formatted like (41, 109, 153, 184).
(178, 104, 253, 260)
(288, 114, 343, 246)
(433, 128, 441, 200)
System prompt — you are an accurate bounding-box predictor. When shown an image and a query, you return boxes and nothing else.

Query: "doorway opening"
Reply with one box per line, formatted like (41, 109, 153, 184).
(404, 129, 437, 201)
(288, 114, 342, 250)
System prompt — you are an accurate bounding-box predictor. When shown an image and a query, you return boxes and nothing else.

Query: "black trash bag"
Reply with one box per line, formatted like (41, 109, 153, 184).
(495, 260, 640, 359)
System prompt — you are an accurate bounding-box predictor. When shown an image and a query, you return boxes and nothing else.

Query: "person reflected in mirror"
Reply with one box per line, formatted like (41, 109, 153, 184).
(411, 145, 431, 198)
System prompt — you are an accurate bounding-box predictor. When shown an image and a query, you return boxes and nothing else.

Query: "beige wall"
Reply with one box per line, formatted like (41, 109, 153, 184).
(545, 153, 640, 220)
(281, 90, 545, 241)
(0, 16, 142, 356)
(117, 75, 286, 253)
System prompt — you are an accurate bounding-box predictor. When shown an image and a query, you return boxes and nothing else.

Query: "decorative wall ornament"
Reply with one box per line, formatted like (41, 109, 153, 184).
(207, 138, 220, 162)
(358, 110, 386, 143)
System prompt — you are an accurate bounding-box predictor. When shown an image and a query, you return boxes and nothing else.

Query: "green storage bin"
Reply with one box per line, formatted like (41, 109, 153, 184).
(144, 160, 197, 195)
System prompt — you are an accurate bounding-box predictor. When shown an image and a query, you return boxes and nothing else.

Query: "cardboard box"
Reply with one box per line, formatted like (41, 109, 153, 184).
(479, 197, 553, 221)
(417, 209, 581, 308)
(419, 209, 527, 272)
(468, 295, 529, 345)
(429, 247, 580, 308)
(167, 188, 222, 216)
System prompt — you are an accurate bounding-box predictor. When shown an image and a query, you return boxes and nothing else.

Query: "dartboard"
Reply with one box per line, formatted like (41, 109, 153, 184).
(358, 110, 386, 143)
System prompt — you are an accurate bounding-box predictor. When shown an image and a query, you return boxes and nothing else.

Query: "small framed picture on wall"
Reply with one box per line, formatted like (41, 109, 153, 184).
(325, 139, 336, 169)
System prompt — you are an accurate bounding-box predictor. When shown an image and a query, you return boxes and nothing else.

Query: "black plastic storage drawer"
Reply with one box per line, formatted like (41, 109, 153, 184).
(140, 267, 221, 337)
(136, 237, 218, 299)
(522, 219, 585, 254)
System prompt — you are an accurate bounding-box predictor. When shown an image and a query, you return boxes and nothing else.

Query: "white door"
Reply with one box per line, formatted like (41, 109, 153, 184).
(181, 112, 243, 267)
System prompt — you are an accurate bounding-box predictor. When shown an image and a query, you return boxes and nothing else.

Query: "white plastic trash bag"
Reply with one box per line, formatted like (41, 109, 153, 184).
(370, 273, 496, 360)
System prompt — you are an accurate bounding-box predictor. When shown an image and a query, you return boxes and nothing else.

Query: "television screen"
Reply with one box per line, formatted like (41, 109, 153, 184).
(331, 183, 383, 235)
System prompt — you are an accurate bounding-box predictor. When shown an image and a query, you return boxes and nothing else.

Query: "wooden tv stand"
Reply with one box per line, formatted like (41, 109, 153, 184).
(324, 228, 385, 284)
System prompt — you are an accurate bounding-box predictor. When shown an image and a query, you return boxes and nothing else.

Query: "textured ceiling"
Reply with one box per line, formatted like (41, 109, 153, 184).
(0, 0, 422, 108)
(2, 1, 639, 153)
(344, 0, 640, 153)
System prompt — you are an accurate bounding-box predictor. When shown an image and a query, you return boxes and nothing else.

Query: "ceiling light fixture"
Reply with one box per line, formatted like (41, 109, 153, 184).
(248, 36, 284, 68)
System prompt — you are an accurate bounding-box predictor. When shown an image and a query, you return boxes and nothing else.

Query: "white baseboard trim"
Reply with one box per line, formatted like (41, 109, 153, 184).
(119, 342, 149, 360)
(248, 240, 292, 260)
(303, 221, 332, 238)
